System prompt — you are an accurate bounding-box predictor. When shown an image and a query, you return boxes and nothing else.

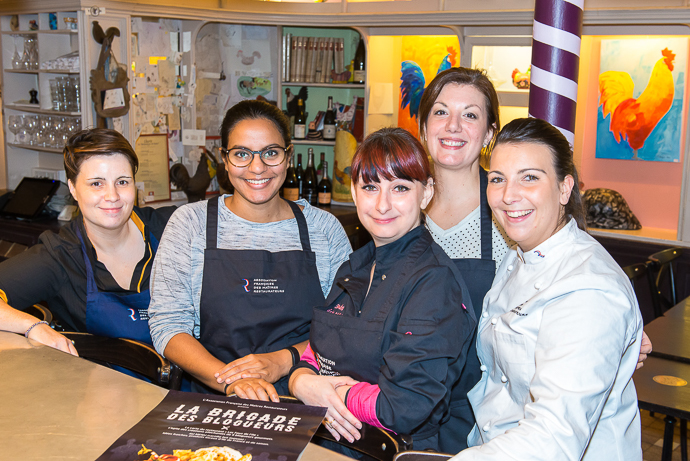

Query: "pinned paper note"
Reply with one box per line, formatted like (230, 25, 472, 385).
(146, 65, 159, 87)
(157, 96, 174, 114)
(103, 88, 125, 110)
(113, 117, 124, 134)
(158, 59, 177, 91)
(168, 109, 181, 131)
(182, 31, 192, 52)
(182, 129, 206, 146)
(170, 32, 179, 52)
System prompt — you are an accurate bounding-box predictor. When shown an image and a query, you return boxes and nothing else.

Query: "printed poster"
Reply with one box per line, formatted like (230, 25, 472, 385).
(96, 391, 326, 461)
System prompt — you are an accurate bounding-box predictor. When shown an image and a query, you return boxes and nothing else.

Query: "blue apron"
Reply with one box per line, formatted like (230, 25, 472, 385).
(76, 223, 158, 345)
(438, 167, 496, 453)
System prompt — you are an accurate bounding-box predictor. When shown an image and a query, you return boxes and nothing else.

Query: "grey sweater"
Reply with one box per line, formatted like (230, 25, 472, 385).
(148, 197, 352, 356)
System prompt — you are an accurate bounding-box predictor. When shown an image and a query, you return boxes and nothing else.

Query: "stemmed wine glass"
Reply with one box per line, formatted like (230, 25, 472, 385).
(7, 115, 23, 143)
(11, 35, 22, 70)
(24, 115, 39, 145)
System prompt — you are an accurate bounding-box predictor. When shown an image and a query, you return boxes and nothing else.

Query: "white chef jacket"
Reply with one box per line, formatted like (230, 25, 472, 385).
(452, 219, 643, 461)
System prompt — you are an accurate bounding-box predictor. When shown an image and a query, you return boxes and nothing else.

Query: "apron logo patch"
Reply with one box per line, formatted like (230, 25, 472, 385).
(510, 303, 528, 317)
(327, 303, 345, 315)
(128, 308, 137, 321)
(138, 309, 149, 321)
(243, 279, 250, 292)
(316, 353, 339, 376)
(249, 278, 285, 294)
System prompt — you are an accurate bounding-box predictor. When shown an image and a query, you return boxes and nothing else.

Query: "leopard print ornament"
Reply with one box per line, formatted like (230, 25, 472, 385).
(582, 188, 642, 230)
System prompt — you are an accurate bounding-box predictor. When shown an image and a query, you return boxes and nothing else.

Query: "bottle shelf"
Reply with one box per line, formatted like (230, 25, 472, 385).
(282, 82, 365, 89)
(293, 139, 336, 146)
(8, 142, 63, 154)
(6, 103, 80, 116)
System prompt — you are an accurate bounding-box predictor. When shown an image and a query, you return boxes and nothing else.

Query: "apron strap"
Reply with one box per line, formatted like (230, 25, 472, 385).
(286, 200, 312, 253)
(479, 168, 493, 261)
(75, 224, 98, 295)
(206, 196, 220, 250)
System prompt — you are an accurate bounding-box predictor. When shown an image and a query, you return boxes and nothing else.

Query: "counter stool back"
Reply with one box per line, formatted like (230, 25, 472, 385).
(622, 262, 662, 322)
(23, 304, 53, 325)
(61, 332, 182, 390)
(648, 247, 683, 316)
(277, 395, 411, 461)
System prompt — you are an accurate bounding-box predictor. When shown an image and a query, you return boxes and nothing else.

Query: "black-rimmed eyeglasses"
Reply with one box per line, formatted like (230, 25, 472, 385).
(220, 145, 292, 168)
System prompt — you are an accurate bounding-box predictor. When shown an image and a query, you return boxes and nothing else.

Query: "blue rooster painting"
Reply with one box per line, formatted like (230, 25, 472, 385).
(400, 54, 452, 120)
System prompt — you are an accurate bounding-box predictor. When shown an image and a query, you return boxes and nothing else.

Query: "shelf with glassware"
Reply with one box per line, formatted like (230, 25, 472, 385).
(279, 26, 366, 181)
(1, 11, 83, 188)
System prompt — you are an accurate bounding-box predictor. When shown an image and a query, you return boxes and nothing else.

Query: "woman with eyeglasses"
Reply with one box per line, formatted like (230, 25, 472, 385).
(148, 100, 351, 397)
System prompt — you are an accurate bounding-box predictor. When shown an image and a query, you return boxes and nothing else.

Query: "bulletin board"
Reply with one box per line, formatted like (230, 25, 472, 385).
(135, 134, 171, 202)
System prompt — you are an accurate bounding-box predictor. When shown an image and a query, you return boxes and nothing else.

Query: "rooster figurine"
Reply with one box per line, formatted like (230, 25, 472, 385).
(599, 48, 675, 159)
(400, 53, 453, 119)
(511, 67, 531, 89)
(170, 149, 218, 203)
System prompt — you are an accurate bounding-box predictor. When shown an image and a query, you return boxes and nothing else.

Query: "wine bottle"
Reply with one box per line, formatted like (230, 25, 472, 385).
(323, 97, 336, 141)
(302, 148, 318, 205)
(296, 153, 304, 198)
(353, 38, 365, 84)
(294, 98, 306, 140)
(283, 154, 299, 201)
(318, 160, 332, 207)
(316, 152, 326, 182)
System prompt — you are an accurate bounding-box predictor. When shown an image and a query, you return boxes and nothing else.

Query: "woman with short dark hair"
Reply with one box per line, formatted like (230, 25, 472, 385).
(288, 128, 476, 452)
(0, 128, 175, 352)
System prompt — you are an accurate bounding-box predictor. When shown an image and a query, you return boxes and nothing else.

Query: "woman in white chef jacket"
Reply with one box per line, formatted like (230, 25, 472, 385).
(452, 117, 643, 461)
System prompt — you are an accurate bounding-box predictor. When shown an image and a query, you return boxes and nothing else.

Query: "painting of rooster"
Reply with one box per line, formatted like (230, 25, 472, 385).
(396, 35, 460, 137)
(596, 38, 687, 162)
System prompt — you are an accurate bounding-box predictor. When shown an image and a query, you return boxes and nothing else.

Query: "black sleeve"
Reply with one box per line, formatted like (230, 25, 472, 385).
(0, 235, 67, 310)
(374, 265, 476, 435)
(135, 205, 177, 240)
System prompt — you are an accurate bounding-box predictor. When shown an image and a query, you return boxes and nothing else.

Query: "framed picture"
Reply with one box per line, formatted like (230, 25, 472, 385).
(596, 37, 688, 162)
(135, 133, 171, 202)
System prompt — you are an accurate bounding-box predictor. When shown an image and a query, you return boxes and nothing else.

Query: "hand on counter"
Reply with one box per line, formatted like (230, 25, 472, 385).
(27, 323, 79, 356)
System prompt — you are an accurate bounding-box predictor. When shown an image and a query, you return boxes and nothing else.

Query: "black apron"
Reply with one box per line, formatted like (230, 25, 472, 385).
(438, 168, 496, 453)
(197, 197, 325, 395)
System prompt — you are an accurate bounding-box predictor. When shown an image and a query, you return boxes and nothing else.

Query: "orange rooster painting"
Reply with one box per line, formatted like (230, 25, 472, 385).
(596, 39, 686, 162)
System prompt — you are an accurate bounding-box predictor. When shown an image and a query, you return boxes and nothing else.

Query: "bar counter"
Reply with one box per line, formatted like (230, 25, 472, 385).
(0, 331, 348, 461)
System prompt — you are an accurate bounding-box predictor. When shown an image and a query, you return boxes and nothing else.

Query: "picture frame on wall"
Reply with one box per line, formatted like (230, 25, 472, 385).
(135, 133, 171, 202)
(596, 37, 688, 162)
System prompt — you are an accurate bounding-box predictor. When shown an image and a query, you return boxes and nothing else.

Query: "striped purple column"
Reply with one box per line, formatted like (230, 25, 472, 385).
(528, 0, 584, 145)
